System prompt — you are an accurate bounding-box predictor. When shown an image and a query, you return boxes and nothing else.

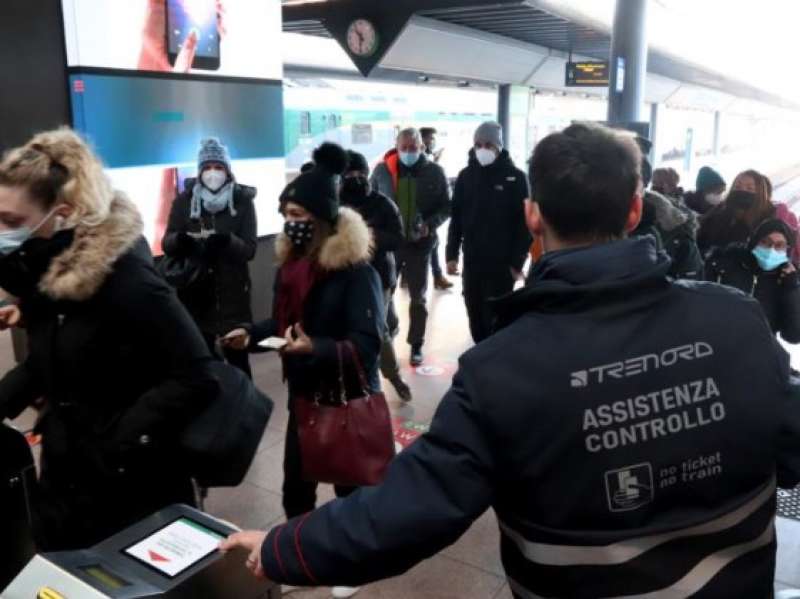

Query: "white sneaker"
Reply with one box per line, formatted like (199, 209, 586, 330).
(331, 587, 361, 598)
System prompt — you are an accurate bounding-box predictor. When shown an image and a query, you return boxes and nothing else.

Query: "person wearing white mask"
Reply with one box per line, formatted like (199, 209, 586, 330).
(370, 128, 450, 366)
(446, 121, 531, 342)
(685, 166, 726, 216)
(162, 137, 257, 377)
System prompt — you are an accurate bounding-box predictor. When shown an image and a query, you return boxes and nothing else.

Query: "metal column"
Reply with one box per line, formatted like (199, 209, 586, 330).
(649, 102, 659, 164)
(498, 84, 511, 139)
(607, 0, 650, 124)
(712, 110, 721, 158)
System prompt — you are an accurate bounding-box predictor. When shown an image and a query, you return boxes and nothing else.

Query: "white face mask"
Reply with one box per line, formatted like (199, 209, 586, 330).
(202, 169, 227, 192)
(705, 192, 724, 205)
(475, 148, 497, 167)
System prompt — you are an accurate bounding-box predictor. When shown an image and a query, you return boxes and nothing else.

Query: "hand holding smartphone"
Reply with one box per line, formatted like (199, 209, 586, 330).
(258, 337, 289, 351)
(166, 0, 221, 71)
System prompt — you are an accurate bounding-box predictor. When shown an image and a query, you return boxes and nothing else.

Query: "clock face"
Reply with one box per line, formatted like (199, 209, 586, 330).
(346, 19, 379, 57)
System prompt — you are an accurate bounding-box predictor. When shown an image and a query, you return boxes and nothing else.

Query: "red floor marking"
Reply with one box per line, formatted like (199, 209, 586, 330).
(392, 418, 430, 450)
(24, 432, 41, 448)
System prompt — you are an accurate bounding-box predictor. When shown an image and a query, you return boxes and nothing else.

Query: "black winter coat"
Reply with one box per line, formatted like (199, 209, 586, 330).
(163, 178, 257, 336)
(259, 236, 798, 599)
(341, 189, 403, 290)
(698, 202, 776, 257)
(0, 196, 217, 550)
(446, 149, 531, 273)
(248, 207, 384, 395)
(705, 244, 800, 342)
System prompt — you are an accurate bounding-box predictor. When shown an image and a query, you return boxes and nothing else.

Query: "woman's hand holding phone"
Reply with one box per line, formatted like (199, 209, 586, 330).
(282, 323, 313, 355)
(221, 328, 250, 351)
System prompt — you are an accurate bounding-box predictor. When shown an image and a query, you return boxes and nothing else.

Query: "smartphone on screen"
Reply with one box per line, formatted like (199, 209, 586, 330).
(165, 0, 221, 71)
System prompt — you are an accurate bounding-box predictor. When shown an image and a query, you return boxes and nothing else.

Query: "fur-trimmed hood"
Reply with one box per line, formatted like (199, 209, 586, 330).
(275, 206, 372, 271)
(39, 193, 143, 301)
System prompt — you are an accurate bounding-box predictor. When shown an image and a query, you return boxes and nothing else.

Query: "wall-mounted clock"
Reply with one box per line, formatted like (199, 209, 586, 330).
(346, 18, 379, 57)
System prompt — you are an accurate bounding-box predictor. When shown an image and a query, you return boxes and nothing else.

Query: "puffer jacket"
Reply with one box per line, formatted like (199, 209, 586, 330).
(705, 244, 800, 343)
(0, 195, 217, 550)
(633, 190, 703, 279)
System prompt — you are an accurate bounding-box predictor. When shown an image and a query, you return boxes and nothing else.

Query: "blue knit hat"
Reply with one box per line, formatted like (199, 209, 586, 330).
(198, 137, 231, 173)
(696, 166, 725, 193)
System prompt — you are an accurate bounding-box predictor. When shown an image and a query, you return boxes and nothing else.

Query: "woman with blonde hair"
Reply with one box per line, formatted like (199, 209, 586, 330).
(0, 129, 217, 550)
(697, 169, 776, 255)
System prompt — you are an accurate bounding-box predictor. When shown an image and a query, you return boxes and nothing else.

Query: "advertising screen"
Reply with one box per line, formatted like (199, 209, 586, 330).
(62, 0, 282, 78)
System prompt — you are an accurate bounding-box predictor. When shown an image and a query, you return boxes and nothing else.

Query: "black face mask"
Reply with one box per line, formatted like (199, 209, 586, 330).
(0, 229, 75, 298)
(727, 190, 757, 211)
(284, 220, 315, 248)
(341, 176, 370, 203)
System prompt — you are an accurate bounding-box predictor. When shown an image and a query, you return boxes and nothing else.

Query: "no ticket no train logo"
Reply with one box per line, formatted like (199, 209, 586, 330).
(570, 342, 714, 388)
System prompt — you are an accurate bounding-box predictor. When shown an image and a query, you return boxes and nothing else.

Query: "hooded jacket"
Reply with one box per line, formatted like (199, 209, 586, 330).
(162, 178, 257, 336)
(0, 195, 217, 549)
(633, 190, 703, 279)
(258, 236, 799, 599)
(705, 219, 800, 343)
(247, 207, 384, 394)
(446, 148, 531, 272)
(370, 149, 450, 247)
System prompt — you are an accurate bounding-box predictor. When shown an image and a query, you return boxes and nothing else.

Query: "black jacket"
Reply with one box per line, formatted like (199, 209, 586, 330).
(705, 244, 800, 342)
(370, 150, 450, 248)
(259, 236, 798, 599)
(0, 196, 217, 549)
(698, 203, 776, 257)
(247, 208, 384, 394)
(341, 189, 403, 290)
(163, 179, 257, 336)
(633, 190, 704, 279)
(446, 149, 531, 273)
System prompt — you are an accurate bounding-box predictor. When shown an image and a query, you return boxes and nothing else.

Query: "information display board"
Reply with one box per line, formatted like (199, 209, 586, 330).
(565, 61, 610, 87)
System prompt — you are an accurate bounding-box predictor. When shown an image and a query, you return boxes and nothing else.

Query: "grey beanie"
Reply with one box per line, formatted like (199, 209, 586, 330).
(198, 137, 231, 172)
(474, 121, 504, 149)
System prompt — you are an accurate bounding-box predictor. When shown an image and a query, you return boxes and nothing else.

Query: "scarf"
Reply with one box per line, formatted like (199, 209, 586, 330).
(274, 257, 318, 334)
(190, 181, 236, 219)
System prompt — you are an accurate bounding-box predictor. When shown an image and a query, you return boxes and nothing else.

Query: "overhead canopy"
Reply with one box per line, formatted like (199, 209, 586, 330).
(283, 0, 800, 114)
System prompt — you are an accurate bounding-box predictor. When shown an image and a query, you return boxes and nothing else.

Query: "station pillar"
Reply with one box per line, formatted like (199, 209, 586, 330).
(712, 110, 722, 158)
(498, 84, 511, 140)
(607, 0, 650, 124)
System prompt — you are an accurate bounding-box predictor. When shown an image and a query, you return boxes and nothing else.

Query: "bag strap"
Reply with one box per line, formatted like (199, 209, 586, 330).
(341, 340, 370, 394)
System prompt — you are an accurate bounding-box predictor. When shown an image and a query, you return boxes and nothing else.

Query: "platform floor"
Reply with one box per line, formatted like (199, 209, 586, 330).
(8, 268, 800, 597)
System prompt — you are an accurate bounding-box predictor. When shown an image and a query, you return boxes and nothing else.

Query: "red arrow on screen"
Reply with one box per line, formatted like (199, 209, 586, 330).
(148, 550, 170, 563)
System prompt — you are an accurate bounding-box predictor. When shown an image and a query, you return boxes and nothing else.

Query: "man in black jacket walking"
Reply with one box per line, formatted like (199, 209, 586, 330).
(447, 121, 531, 342)
(340, 150, 412, 401)
(224, 123, 800, 599)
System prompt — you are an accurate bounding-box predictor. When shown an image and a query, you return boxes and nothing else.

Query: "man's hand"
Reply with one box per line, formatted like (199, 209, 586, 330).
(282, 323, 314, 355)
(447, 261, 460, 276)
(222, 328, 250, 351)
(220, 530, 268, 579)
(0, 305, 22, 330)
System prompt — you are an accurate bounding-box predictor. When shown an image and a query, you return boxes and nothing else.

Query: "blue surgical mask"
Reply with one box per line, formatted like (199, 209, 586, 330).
(399, 151, 420, 168)
(0, 206, 61, 256)
(752, 246, 789, 271)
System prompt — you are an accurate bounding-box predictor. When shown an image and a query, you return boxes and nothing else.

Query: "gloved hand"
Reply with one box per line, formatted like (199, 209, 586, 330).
(204, 233, 232, 257)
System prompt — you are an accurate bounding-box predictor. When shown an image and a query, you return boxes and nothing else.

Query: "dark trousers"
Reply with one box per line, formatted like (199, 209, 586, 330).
(430, 232, 443, 279)
(203, 333, 252, 379)
(379, 287, 401, 381)
(396, 241, 433, 347)
(463, 266, 515, 343)
(283, 404, 355, 519)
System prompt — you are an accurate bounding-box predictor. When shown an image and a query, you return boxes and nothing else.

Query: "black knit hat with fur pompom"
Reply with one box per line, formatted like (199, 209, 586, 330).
(280, 142, 348, 224)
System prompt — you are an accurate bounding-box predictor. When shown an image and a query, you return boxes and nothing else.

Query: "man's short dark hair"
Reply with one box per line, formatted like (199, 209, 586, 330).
(420, 127, 437, 139)
(530, 123, 642, 241)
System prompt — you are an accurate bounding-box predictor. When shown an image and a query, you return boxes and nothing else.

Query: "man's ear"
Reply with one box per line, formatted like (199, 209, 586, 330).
(625, 193, 643, 233)
(525, 199, 543, 237)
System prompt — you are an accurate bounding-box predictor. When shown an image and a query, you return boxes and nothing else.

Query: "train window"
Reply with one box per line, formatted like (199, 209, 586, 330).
(300, 111, 311, 136)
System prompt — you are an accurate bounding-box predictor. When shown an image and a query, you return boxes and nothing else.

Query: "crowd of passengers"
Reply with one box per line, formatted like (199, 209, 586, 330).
(1, 121, 800, 598)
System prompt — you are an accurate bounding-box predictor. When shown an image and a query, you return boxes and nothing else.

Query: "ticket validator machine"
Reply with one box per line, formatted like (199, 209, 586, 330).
(3, 504, 280, 599)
